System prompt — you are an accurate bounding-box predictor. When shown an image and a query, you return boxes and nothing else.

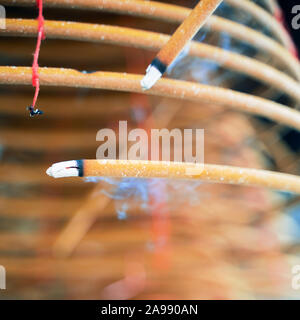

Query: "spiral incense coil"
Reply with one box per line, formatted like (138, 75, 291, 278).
(1, 67, 300, 130)
(1, 0, 300, 300)
(2, 19, 300, 101)
(2, 0, 299, 79)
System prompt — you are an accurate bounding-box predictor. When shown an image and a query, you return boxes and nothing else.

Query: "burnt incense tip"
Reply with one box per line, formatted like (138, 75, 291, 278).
(46, 160, 80, 178)
(27, 106, 43, 117)
(141, 65, 162, 90)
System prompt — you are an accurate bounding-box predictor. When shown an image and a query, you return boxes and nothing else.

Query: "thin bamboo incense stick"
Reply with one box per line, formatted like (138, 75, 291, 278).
(46, 159, 300, 194)
(3, 19, 300, 102)
(1, 66, 300, 130)
(141, 0, 223, 89)
(2, 0, 299, 79)
(1, 0, 293, 49)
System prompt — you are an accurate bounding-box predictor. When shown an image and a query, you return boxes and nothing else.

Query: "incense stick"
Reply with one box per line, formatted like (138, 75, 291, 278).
(1, 66, 300, 130)
(141, 0, 223, 90)
(3, 19, 300, 102)
(3, 0, 299, 79)
(46, 159, 300, 194)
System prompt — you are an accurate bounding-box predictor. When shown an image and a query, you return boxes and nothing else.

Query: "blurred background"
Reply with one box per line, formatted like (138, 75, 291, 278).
(0, 0, 300, 299)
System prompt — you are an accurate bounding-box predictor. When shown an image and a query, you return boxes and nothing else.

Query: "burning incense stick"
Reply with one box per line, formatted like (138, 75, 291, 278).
(46, 160, 300, 194)
(141, 0, 223, 90)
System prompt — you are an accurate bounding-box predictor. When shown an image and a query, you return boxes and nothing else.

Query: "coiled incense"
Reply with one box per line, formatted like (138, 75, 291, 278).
(46, 159, 300, 194)
(226, 0, 295, 51)
(1, 0, 292, 49)
(3, 0, 299, 80)
(3, 19, 300, 102)
(2, 0, 300, 300)
(1, 66, 300, 130)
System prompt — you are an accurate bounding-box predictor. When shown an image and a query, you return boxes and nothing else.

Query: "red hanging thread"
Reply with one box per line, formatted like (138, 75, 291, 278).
(28, 0, 45, 117)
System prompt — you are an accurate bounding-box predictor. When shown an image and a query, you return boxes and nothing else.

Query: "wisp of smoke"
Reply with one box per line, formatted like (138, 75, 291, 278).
(85, 177, 203, 219)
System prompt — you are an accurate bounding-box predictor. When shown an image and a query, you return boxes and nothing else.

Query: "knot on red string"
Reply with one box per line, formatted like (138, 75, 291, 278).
(32, 73, 39, 88)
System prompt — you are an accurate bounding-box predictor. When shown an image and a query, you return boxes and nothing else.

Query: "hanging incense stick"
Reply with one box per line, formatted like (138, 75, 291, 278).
(141, 0, 223, 90)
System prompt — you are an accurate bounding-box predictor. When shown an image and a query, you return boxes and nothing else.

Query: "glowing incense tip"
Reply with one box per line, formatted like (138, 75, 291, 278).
(46, 160, 80, 178)
(141, 65, 162, 90)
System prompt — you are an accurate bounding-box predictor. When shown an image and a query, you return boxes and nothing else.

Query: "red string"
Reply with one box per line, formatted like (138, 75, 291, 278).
(31, 0, 45, 109)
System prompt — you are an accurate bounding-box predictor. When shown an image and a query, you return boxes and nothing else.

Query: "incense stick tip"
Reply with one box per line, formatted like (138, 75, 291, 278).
(141, 65, 162, 90)
(46, 160, 80, 178)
